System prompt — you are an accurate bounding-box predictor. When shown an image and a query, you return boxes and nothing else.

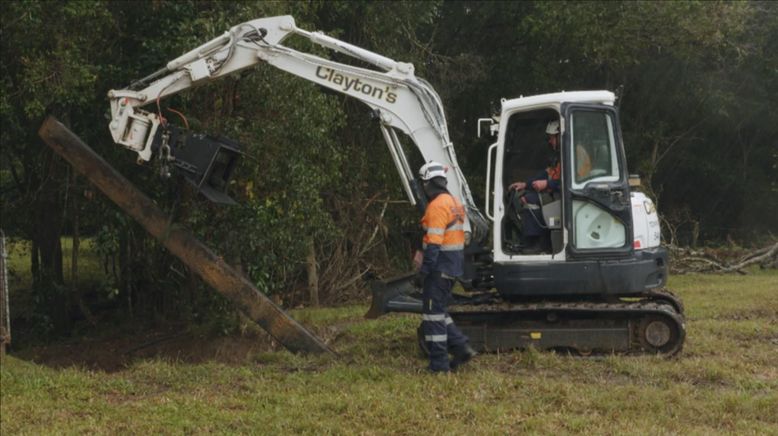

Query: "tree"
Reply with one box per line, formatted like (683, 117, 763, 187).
(1, 1, 117, 331)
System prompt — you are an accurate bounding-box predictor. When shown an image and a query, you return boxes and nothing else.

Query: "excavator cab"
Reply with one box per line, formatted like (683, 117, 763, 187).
(498, 105, 629, 258)
(490, 93, 629, 260)
(483, 92, 667, 299)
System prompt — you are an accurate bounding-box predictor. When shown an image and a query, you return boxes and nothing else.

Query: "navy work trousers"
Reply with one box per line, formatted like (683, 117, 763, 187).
(421, 271, 469, 371)
(521, 191, 545, 237)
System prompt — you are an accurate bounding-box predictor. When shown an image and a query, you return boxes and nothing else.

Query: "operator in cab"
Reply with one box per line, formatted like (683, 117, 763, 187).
(416, 162, 477, 373)
(508, 120, 591, 252)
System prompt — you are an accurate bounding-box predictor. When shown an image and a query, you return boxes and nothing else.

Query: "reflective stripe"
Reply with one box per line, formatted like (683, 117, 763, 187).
(440, 244, 464, 251)
(445, 316, 454, 325)
(425, 334, 447, 342)
(447, 224, 464, 231)
(422, 314, 446, 321)
(446, 216, 464, 229)
(426, 228, 445, 235)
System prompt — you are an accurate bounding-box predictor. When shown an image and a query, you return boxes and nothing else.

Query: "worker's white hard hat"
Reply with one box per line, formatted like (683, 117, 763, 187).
(546, 120, 560, 135)
(419, 161, 448, 181)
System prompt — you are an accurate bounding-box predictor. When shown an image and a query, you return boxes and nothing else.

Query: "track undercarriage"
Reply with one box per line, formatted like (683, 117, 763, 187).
(367, 274, 686, 357)
(448, 293, 685, 356)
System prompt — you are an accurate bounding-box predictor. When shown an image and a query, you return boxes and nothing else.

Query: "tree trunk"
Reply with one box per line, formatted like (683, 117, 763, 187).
(71, 182, 79, 298)
(125, 230, 133, 319)
(306, 238, 319, 307)
(33, 149, 66, 286)
(1, 230, 10, 360)
(70, 178, 97, 325)
(691, 221, 700, 248)
(31, 148, 69, 330)
(31, 239, 39, 284)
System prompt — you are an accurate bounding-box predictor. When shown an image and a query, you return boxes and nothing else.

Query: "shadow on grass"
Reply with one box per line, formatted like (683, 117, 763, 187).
(9, 322, 283, 373)
(7, 304, 407, 373)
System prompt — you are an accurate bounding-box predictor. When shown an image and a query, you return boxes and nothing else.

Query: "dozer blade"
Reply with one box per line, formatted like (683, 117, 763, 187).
(364, 272, 423, 319)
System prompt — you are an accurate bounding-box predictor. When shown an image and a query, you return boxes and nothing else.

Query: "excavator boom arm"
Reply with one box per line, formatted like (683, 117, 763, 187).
(108, 15, 487, 239)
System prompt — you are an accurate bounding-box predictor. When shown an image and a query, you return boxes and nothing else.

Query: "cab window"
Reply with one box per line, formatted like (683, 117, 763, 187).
(569, 111, 620, 189)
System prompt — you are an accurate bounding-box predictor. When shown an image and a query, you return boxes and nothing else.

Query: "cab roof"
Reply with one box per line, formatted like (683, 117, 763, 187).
(501, 90, 615, 113)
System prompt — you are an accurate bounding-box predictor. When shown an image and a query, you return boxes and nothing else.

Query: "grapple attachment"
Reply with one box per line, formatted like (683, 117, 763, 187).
(152, 124, 243, 204)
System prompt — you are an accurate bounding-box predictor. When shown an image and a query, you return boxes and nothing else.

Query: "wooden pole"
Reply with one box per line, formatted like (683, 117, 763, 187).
(39, 116, 333, 355)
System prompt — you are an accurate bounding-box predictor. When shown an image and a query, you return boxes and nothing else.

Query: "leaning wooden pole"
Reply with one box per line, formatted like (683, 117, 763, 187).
(39, 116, 334, 355)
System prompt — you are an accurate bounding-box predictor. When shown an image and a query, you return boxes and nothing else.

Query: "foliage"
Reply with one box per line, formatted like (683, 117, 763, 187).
(1, 1, 776, 334)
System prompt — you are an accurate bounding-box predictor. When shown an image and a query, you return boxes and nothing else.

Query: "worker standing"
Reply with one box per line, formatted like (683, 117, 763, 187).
(416, 162, 477, 373)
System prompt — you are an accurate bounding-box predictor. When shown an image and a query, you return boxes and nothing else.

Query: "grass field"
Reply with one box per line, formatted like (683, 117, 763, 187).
(1, 268, 777, 434)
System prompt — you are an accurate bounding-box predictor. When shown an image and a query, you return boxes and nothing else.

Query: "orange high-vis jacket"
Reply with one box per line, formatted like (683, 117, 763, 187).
(544, 145, 592, 189)
(420, 192, 466, 277)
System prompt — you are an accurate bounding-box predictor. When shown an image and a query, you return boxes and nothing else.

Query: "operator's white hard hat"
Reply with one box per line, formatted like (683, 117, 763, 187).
(546, 120, 560, 135)
(419, 161, 448, 181)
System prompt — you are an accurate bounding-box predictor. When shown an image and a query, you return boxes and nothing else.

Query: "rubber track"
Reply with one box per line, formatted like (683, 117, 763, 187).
(449, 299, 686, 356)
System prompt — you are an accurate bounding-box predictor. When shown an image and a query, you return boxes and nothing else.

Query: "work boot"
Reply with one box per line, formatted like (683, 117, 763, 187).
(449, 344, 477, 371)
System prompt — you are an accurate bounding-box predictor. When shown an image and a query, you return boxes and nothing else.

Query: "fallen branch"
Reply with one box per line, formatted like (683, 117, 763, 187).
(670, 241, 778, 274)
(735, 243, 776, 264)
(684, 256, 730, 271)
(722, 242, 778, 273)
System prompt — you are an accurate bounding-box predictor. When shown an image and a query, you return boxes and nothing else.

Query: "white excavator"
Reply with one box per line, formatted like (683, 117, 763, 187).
(108, 16, 685, 355)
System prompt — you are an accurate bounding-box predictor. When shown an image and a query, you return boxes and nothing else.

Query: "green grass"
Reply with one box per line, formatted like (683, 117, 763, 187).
(2, 270, 777, 434)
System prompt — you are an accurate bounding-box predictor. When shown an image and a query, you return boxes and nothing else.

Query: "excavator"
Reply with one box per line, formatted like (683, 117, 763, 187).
(107, 16, 685, 356)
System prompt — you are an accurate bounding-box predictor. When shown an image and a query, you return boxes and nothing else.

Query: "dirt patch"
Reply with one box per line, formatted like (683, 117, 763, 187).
(11, 326, 279, 372)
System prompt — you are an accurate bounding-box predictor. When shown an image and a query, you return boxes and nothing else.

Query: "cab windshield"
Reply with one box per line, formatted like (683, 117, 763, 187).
(569, 111, 620, 189)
